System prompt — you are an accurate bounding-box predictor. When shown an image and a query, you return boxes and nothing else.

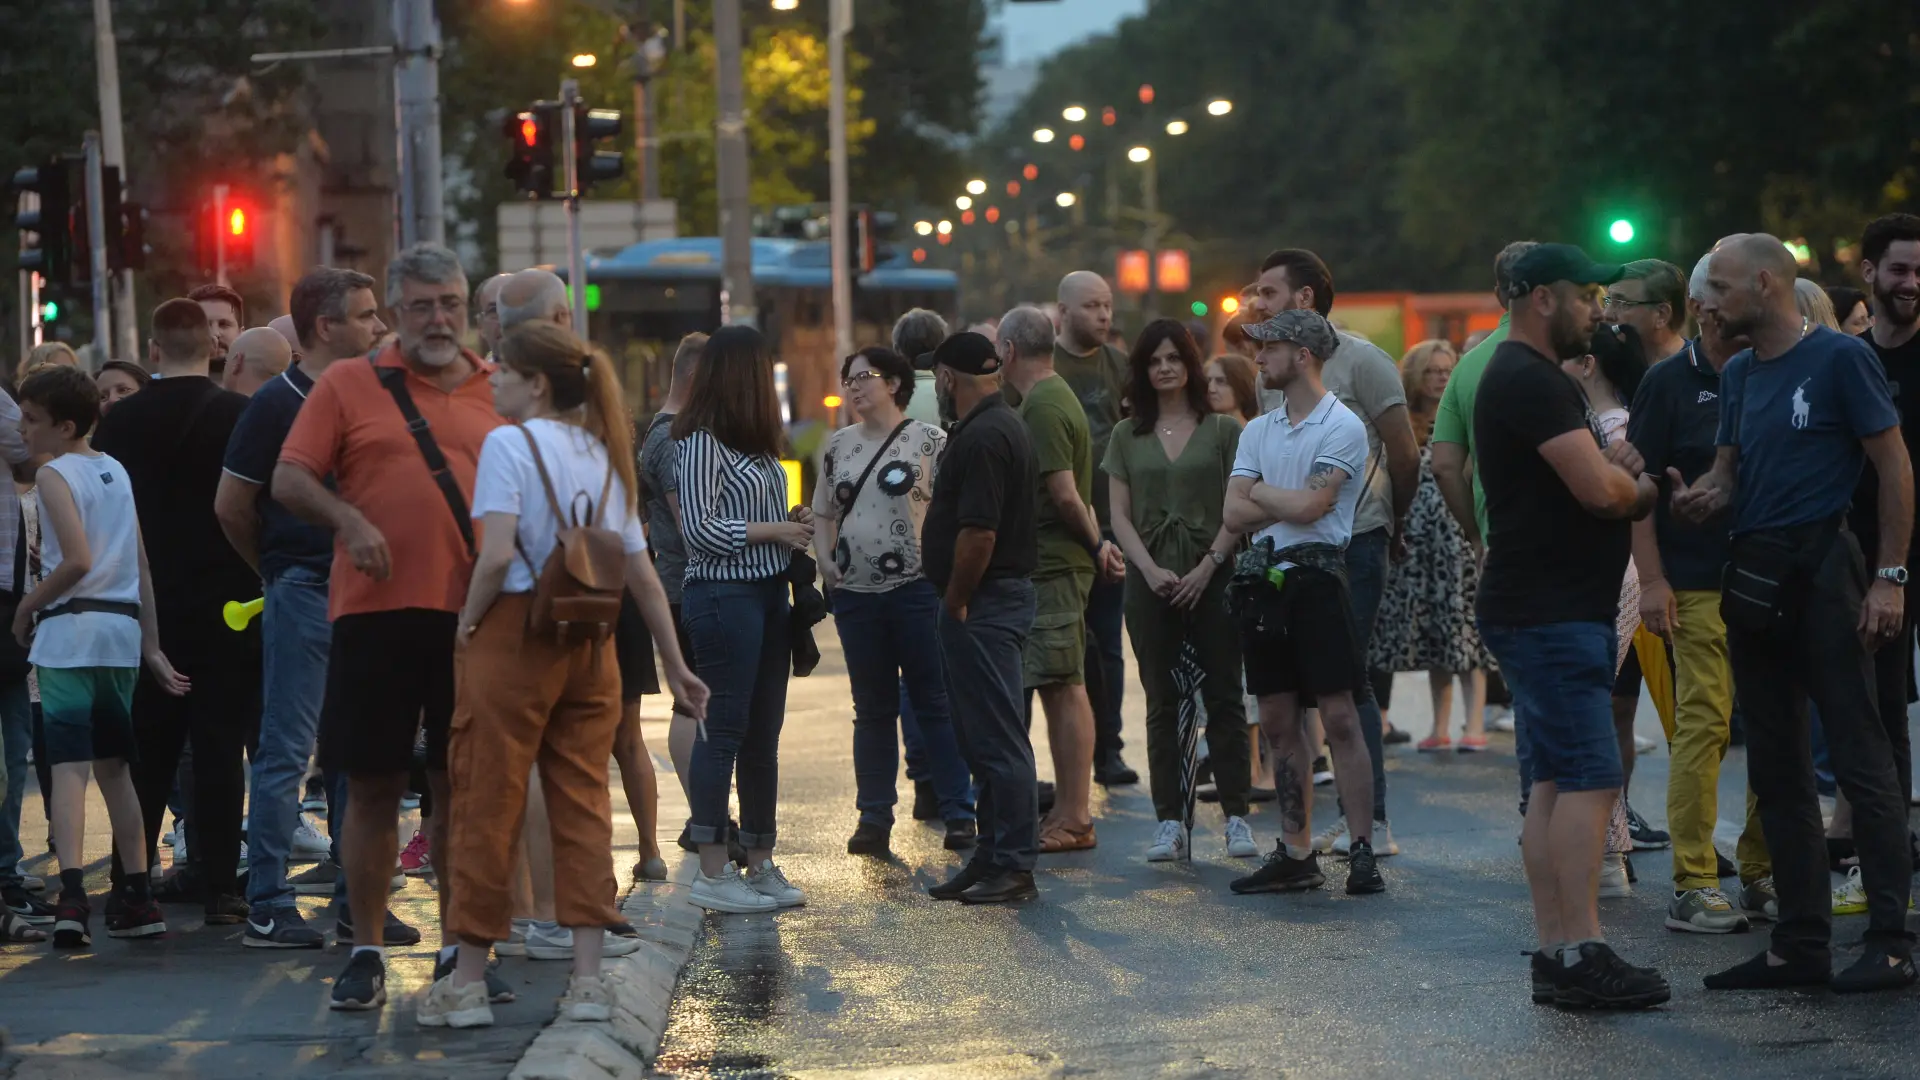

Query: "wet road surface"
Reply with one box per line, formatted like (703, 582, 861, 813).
(655, 641, 1920, 1080)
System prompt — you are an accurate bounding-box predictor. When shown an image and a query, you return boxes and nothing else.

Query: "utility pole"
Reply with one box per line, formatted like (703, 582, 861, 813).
(83, 133, 110, 366)
(713, 0, 754, 326)
(1141, 153, 1160, 316)
(92, 0, 136, 361)
(630, 22, 665, 202)
(827, 0, 852, 361)
(213, 183, 231, 287)
(561, 79, 589, 333)
(392, 0, 446, 247)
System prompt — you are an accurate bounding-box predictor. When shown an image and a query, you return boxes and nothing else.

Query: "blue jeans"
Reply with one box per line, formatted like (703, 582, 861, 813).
(898, 682, 931, 783)
(831, 581, 973, 825)
(246, 567, 332, 915)
(940, 577, 1037, 872)
(0, 672, 30, 889)
(1336, 527, 1389, 822)
(1481, 620, 1624, 795)
(683, 578, 791, 850)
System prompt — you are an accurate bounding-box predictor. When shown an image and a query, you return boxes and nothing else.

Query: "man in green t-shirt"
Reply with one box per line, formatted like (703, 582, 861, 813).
(998, 306, 1122, 855)
(1431, 240, 1537, 547)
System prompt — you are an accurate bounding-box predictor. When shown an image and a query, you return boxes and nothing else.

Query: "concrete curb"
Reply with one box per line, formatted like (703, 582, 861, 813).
(506, 862, 702, 1080)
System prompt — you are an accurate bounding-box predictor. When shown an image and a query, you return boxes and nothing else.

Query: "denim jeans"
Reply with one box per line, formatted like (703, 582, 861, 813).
(683, 578, 791, 849)
(940, 577, 1038, 872)
(898, 682, 931, 783)
(1085, 547, 1127, 761)
(1336, 527, 1389, 822)
(0, 672, 30, 889)
(247, 566, 333, 915)
(1480, 620, 1623, 793)
(831, 580, 973, 825)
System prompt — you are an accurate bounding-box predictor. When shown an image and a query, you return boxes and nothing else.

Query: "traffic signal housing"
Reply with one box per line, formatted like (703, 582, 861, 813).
(504, 106, 558, 197)
(194, 190, 257, 278)
(575, 107, 624, 193)
(13, 156, 78, 286)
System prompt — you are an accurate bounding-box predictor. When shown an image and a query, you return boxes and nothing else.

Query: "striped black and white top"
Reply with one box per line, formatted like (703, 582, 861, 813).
(675, 428, 791, 583)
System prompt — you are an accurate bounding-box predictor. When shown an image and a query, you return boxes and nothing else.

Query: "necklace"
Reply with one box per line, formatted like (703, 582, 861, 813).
(1158, 412, 1193, 437)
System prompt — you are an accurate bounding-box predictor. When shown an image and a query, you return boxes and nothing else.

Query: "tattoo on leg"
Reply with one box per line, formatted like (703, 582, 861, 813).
(1276, 752, 1307, 836)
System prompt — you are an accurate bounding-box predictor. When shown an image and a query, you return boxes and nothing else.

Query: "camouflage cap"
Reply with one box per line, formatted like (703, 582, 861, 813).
(1240, 308, 1340, 359)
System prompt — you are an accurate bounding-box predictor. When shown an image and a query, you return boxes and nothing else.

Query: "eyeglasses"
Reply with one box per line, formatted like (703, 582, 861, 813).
(1601, 295, 1659, 310)
(402, 296, 468, 319)
(841, 370, 884, 390)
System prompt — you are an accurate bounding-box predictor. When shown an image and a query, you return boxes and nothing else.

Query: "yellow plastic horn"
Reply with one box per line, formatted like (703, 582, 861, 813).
(224, 597, 264, 631)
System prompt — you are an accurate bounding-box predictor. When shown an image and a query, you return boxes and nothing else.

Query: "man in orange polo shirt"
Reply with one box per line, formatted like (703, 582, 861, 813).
(273, 243, 502, 1013)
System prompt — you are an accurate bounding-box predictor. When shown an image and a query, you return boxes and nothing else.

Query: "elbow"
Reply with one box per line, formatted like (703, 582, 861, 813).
(269, 463, 302, 508)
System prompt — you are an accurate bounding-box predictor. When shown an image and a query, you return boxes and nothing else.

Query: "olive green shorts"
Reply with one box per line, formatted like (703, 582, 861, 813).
(1022, 570, 1093, 689)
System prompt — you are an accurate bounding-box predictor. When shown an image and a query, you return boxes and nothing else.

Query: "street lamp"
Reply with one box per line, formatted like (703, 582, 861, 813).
(1055, 192, 1076, 208)
(1033, 127, 1055, 144)
(1165, 120, 1188, 136)
(1062, 105, 1086, 123)
(936, 219, 953, 235)
(771, 0, 798, 9)
(1207, 98, 1233, 116)
(955, 195, 972, 210)
(1128, 146, 1152, 163)
(570, 53, 596, 67)
(965, 179, 987, 196)
(914, 220, 933, 236)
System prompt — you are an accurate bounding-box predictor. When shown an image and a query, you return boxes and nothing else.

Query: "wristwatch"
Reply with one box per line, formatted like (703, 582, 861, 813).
(1877, 566, 1909, 586)
(1208, 550, 1228, 567)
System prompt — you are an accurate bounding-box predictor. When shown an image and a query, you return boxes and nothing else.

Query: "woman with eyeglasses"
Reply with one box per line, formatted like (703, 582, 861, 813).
(813, 346, 974, 857)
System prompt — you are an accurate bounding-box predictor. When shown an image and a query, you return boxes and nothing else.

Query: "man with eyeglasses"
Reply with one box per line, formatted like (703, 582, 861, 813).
(274, 243, 503, 1013)
(474, 273, 509, 358)
(1605, 260, 1690, 366)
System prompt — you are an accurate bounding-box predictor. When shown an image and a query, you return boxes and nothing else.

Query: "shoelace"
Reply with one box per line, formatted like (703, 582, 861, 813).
(1155, 821, 1183, 846)
(1695, 888, 1734, 910)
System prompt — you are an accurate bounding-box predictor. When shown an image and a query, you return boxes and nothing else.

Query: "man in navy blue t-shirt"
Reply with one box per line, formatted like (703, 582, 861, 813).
(215, 268, 387, 949)
(1675, 233, 1915, 994)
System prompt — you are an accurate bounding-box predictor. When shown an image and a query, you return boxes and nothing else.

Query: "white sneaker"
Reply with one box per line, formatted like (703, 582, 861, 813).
(745, 860, 806, 908)
(496, 918, 532, 957)
(1632, 733, 1658, 755)
(1146, 820, 1186, 862)
(1312, 816, 1348, 854)
(559, 975, 613, 1022)
(524, 922, 574, 960)
(1224, 817, 1258, 858)
(690, 865, 779, 914)
(415, 974, 494, 1028)
(1487, 705, 1515, 733)
(1335, 820, 1399, 857)
(1598, 853, 1632, 898)
(291, 816, 330, 860)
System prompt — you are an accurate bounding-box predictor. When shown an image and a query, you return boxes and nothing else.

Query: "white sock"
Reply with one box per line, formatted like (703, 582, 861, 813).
(1284, 842, 1313, 861)
(438, 944, 457, 963)
(352, 944, 386, 961)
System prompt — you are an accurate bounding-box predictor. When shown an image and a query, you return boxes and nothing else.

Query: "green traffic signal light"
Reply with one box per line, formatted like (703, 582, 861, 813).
(1608, 219, 1635, 244)
(40, 300, 58, 322)
(1190, 301, 1208, 317)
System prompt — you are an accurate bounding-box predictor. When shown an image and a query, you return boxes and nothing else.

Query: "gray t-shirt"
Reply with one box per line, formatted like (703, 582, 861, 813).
(638, 411, 687, 601)
(1258, 328, 1404, 537)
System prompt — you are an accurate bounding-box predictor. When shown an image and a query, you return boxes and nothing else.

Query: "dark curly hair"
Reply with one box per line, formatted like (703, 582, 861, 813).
(840, 345, 916, 409)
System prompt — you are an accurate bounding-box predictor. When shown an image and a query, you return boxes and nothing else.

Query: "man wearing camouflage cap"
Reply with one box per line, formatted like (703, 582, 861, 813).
(1221, 308, 1386, 897)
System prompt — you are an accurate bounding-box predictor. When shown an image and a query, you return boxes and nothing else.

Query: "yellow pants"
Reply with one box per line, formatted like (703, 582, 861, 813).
(1666, 590, 1771, 890)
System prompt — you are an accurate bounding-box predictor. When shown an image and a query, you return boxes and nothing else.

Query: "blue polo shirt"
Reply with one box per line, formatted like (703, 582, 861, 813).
(222, 364, 335, 580)
(1715, 326, 1900, 536)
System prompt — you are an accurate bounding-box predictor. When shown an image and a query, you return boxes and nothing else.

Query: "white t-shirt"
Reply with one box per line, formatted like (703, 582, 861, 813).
(1230, 390, 1369, 551)
(31, 452, 143, 669)
(470, 418, 648, 594)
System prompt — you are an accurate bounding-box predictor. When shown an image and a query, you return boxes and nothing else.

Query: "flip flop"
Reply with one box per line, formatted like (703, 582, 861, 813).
(2, 911, 48, 943)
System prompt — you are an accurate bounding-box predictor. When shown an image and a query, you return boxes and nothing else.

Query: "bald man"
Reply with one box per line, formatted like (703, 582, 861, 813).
(1675, 232, 1916, 993)
(224, 325, 294, 397)
(497, 268, 570, 332)
(1047, 270, 1137, 787)
(474, 273, 509, 357)
(268, 314, 304, 366)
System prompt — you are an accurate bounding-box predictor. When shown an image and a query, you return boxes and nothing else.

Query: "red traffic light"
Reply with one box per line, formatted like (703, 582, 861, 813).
(1138, 84, 1154, 105)
(1022, 163, 1039, 181)
(1101, 106, 1117, 126)
(520, 116, 539, 147)
(228, 207, 248, 237)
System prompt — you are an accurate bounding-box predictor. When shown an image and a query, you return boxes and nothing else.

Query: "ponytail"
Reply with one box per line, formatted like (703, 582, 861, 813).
(496, 320, 639, 515)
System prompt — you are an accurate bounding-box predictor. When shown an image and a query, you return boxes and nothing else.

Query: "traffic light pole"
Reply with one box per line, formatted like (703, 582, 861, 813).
(713, 0, 755, 327)
(92, 0, 137, 363)
(394, 0, 446, 248)
(213, 184, 231, 287)
(83, 134, 110, 365)
(561, 79, 588, 334)
(827, 0, 853, 364)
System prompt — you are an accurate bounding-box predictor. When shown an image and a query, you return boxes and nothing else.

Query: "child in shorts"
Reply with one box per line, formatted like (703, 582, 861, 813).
(10, 366, 189, 947)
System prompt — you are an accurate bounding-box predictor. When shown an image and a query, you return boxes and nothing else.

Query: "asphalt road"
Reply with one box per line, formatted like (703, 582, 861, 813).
(653, 639, 1920, 1080)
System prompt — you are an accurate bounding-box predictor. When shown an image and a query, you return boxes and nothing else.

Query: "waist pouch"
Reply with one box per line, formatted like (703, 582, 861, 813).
(1721, 517, 1840, 637)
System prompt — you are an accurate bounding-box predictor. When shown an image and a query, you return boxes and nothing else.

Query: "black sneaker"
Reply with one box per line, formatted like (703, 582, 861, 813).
(1230, 844, 1325, 894)
(334, 906, 423, 947)
(52, 898, 92, 948)
(1038, 781, 1056, 817)
(1093, 752, 1139, 787)
(943, 819, 978, 851)
(1345, 838, 1386, 895)
(301, 778, 328, 814)
(910, 780, 940, 821)
(928, 861, 989, 901)
(244, 907, 323, 949)
(1528, 951, 1556, 1004)
(205, 892, 249, 926)
(1833, 944, 1918, 994)
(3, 886, 56, 925)
(677, 819, 751, 867)
(1552, 941, 1670, 1009)
(432, 951, 517, 1003)
(846, 821, 891, 857)
(1703, 949, 1830, 990)
(106, 893, 166, 939)
(1625, 803, 1670, 849)
(329, 949, 387, 1011)
(1717, 849, 1739, 879)
(676, 821, 698, 853)
(289, 860, 341, 896)
(152, 866, 203, 903)
(1311, 755, 1334, 786)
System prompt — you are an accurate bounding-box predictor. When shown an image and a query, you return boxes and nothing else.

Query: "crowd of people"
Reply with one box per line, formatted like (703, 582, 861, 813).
(0, 209, 1916, 1023)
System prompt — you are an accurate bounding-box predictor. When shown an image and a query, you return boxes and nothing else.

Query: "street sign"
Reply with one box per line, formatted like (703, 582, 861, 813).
(1156, 249, 1191, 293)
(1116, 249, 1150, 295)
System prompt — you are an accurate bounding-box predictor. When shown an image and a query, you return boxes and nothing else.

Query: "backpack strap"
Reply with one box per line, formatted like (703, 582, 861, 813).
(372, 354, 476, 558)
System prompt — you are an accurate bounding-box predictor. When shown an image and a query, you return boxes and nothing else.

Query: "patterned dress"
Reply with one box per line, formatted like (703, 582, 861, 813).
(1369, 444, 1493, 674)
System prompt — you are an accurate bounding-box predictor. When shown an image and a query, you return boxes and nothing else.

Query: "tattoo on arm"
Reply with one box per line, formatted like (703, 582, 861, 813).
(1306, 461, 1336, 491)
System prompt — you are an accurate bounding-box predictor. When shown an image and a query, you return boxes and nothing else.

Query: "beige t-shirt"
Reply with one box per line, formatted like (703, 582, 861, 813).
(813, 419, 946, 592)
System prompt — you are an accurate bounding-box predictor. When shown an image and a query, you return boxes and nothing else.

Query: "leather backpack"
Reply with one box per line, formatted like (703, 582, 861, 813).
(515, 425, 626, 644)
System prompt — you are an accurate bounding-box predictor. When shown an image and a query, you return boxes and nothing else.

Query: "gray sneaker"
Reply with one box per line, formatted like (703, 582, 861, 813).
(1740, 876, 1778, 921)
(1665, 887, 1750, 934)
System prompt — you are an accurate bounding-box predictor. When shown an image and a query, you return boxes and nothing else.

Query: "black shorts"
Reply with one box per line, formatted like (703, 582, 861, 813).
(616, 591, 660, 703)
(1240, 569, 1365, 700)
(317, 609, 457, 776)
(1612, 641, 1643, 697)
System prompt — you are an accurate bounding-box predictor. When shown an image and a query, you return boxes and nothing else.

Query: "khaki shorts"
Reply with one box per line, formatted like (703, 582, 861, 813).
(1022, 570, 1092, 689)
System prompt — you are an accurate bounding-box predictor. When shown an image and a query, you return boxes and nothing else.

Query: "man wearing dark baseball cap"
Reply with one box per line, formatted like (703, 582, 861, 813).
(1473, 242, 1667, 1009)
(919, 331, 1044, 904)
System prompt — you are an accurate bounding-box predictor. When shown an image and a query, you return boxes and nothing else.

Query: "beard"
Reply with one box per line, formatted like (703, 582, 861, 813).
(1548, 309, 1596, 361)
(1873, 281, 1919, 330)
(407, 333, 462, 369)
(936, 384, 958, 423)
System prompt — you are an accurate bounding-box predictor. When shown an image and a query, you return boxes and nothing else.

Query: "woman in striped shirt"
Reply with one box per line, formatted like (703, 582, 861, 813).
(672, 326, 814, 914)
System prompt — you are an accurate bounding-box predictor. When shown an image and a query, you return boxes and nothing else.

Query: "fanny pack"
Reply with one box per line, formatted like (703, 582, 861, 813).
(1720, 516, 1840, 637)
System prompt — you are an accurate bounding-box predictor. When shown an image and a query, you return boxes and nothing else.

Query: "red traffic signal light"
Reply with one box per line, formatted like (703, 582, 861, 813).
(228, 207, 248, 237)
(1138, 84, 1154, 105)
(504, 107, 557, 197)
(519, 116, 539, 147)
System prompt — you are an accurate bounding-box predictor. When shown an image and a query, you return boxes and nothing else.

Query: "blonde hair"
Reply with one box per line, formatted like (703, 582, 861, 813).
(494, 321, 639, 515)
(24, 341, 79, 373)
(1400, 338, 1456, 444)
(1793, 277, 1838, 330)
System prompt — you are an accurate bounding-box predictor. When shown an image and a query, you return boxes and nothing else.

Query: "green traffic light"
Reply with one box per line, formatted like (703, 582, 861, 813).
(39, 300, 58, 322)
(1608, 219, 1635, 244)
(1190, 301, 1208, 317)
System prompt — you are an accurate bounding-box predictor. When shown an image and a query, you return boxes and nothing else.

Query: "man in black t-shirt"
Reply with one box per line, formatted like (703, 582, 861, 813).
(94, 298, 260, 927)
(920, 332, 1041, 905)
(1473, 244, 1667, 1010)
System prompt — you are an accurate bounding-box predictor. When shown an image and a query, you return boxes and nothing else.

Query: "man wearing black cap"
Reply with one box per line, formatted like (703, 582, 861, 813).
(920, 332, 1041, 904)
(1474, 243, 1668, 1009)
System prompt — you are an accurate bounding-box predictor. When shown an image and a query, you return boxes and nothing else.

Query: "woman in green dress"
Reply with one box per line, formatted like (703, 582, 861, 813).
(1102, 320, 1256, 863)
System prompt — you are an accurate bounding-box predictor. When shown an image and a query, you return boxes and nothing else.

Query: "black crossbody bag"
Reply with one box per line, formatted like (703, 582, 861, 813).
(1716, 386, 1842, 635)
(372, 354, 477, 558)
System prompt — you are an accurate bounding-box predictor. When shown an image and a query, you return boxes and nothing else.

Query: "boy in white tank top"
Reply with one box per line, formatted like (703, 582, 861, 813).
(11, 367, 187, 948)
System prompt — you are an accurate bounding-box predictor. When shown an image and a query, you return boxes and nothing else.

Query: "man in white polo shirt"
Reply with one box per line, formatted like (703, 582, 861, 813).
(1221, 309, 1384, 897)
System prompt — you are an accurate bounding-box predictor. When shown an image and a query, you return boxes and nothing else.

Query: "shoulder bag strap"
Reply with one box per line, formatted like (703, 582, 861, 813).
(839, 419, 913, 525)
(372, 354, 476, 558)
(512, 423, 571, 582)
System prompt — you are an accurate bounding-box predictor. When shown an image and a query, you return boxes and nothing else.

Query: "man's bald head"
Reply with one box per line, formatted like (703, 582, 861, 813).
(1699, 233, 1800, 341)
(1056, 270, 1112, 353)
(225, 325, 293, 396)
(498, 268, 571, 332)
(268, 315, 304, 365)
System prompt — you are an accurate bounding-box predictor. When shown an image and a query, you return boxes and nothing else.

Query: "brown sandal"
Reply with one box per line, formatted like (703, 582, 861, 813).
(1039, 823, 1097, 854)
(2, 911, 47, 943)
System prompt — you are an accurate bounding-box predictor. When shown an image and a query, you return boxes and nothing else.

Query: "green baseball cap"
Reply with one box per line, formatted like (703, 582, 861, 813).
(1504, 243, 1624, 299)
